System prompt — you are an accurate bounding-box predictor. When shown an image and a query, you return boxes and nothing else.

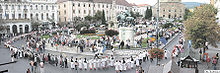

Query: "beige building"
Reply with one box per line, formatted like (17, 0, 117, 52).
(152, 0, 185, 20)
(57, 0, 132, 23)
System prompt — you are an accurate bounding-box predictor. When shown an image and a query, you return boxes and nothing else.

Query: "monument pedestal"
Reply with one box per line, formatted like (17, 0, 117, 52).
(118, 27, 134, 46)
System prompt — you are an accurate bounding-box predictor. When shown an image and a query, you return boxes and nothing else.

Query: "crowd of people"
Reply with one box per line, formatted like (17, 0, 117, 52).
(4, 26, 181, 73)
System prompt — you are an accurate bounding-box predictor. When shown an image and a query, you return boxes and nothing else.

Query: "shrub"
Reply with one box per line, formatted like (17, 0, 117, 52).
(149, 48, 164, 59)
(80, 29, 96, 34)
(105, 30, 119, 37)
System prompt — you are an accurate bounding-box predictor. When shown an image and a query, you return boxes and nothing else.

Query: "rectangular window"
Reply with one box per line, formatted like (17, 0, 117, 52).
(73, 10, 75, 14)
(18, 14, 21, 19)
(64, 10, 66, 15)
(64, 17, 66, 22)
(12, 14, 15, 19)
(78, 3, 80, 7)
(84, 10, 86, 14)
(6, 14, 9, 19)
(0, 14, 2, 19)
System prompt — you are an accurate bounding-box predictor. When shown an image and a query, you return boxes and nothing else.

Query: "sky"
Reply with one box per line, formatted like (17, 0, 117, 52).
(126, 0, 210, 5)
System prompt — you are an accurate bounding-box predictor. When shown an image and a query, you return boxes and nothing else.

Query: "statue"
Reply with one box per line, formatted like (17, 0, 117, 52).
(117, 10, 134, 27)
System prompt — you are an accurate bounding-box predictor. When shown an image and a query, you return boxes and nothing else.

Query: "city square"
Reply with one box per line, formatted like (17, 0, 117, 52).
(0, 0, 220, 73)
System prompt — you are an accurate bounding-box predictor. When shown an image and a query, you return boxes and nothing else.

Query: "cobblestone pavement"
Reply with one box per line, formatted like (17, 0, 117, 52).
(0, 33, 219, 73)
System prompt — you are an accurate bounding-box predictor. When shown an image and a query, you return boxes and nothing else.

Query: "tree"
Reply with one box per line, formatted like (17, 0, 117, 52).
(130, 10, 136, 19)
(31, 20, 41, 31)
(102, 10, 106, 25)
(84, 15, 93, 23)
(145, 8, 152, 20)
(94, 10, 102, 24)
(184, 9, 192, 20)
(161, 23, 174, 29)
(184, 4, 220, 49)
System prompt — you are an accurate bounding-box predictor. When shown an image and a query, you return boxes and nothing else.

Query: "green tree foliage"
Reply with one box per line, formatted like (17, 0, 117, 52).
(75, 22, 89, 31)
(184, 4, 220, 49)
(161, 23, 174, 29)
(94, 10, 102, 22)
(31, 21, 41, 31)
(144, 8, 152, 20)
(102, 10, 106, 25)
(184, 9, 192, 20)
(84, 15, 93, 23)
(105, 30, 119, 37)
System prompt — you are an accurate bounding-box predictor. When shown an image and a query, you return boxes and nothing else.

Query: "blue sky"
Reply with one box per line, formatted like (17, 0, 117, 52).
(126, 0, 210, 5)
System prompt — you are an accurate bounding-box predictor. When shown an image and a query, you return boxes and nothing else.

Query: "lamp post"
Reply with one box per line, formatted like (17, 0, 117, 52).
(156, 0, 160, 65)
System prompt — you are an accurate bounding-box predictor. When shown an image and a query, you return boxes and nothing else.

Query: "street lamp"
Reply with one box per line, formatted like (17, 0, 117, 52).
(156, 0, 160, 65)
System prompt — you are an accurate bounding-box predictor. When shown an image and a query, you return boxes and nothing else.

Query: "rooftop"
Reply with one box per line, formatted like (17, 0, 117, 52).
(57, 0, 132, 6)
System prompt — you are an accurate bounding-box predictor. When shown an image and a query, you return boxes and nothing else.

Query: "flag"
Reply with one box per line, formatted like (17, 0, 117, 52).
(159, 37, 167, 45)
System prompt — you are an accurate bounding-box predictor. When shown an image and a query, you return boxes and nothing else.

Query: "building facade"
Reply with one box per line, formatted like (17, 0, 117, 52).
(0, 0, 58, 33)
(57, 0, 150, 24)
(152, 0, 185, 20)
(132, 4, 151, 18)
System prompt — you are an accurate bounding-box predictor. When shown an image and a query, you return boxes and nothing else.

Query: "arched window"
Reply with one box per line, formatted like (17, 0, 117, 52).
(30, 5, 32, 10)
(24, 5, 27, 9)
(35, 5, 38, 10)
(30, 14, 33, 19)
(5, 5, 8, 10)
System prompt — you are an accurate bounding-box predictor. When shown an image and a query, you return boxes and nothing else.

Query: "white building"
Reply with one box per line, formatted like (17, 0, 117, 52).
(57, 0, 151, 24)
(132, 4, 151, 18)
(0, 0, 58, 33)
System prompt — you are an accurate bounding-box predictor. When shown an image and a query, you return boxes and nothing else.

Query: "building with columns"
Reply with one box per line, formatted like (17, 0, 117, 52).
(0, 0, 58, 33)
(152, 0, 185, 20)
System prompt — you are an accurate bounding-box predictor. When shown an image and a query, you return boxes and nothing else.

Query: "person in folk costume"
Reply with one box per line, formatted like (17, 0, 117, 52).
(143, 51, 147, 62)
(88, 58, 93, 70)
(70, 57, 75, 69)
(145, 50, 149, 61)
(78, 58, 83, 70)
(135, 55, 140, 67)
(126, 58, 131, 70)
(64, 57, 68, 68)
(110, 56, 115, 67)
(130, 56, 135, 69)
(119, 60, 123, 72)
(101, 57, 107, 69)
(138, 53, 143, 66)
(83, 58, 88, 70)
(164, 50, 168, 59)
(122, 58, 127, 71)
(107, 56, 111, 67)
(55, 56, 58, 66)
(93, 58, 97, 70)
(74, 58, 78, 70)
(114, 60, 119, 73)
(97, 58, 101, 69)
